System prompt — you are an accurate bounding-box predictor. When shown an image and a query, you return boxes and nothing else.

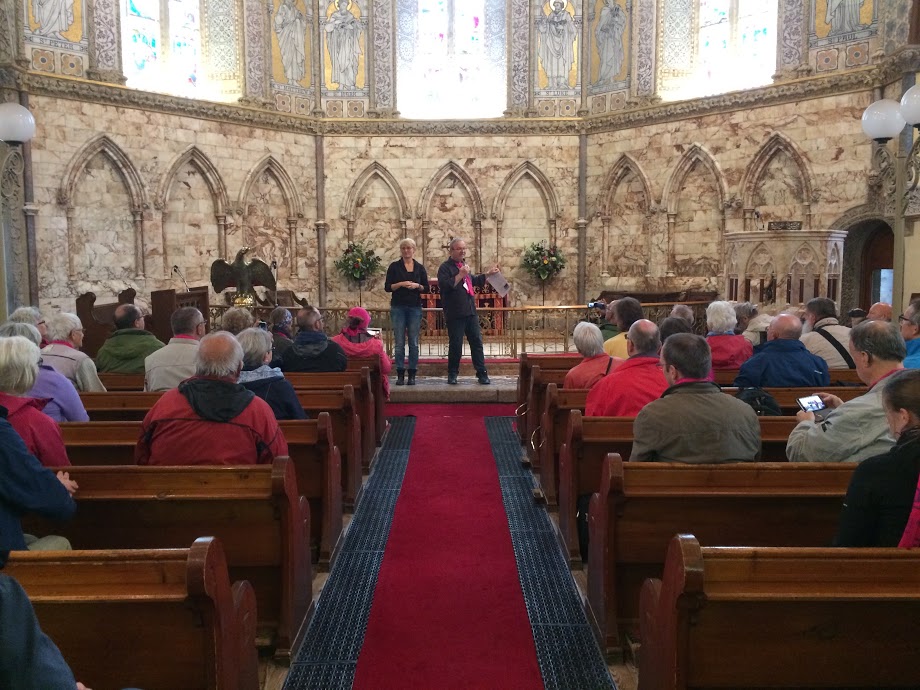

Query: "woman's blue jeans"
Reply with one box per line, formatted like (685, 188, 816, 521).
(391, 306, 422, 371)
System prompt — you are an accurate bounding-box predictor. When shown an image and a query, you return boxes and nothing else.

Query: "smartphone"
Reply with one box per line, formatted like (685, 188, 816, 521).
(796, 394, 826, 413)
(366, 327, 381, 337)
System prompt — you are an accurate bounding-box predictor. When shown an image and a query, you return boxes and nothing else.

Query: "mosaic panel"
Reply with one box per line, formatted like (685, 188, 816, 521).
(587, 0, 630, 95)
(371, 0, 393, 109)
(534, 0, 581, 96)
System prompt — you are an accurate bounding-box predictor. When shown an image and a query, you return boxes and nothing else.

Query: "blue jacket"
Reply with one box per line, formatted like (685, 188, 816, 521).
(734, 338, 830, 388)
(238, 365, 307, 421)
(0, 410, 76, 567)
(904, 338, 920, 369)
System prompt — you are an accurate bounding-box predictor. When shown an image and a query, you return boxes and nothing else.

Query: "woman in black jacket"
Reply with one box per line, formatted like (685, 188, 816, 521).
(834, 369, 920, 546)
(384, 238, 429, 386)
(236, 327, 306, 421)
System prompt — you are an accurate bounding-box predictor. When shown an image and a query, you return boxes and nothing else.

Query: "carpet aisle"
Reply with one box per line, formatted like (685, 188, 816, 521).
(285, 405, 615, 690)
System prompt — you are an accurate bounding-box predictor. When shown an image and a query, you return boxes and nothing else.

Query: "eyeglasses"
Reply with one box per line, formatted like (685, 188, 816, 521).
(36, 320, 46, 326)
(898, 314, 911, 324)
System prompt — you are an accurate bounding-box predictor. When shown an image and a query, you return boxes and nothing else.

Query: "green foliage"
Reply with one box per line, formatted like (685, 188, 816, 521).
(334, 242, 383, 282)
(521, 241, 566, 282)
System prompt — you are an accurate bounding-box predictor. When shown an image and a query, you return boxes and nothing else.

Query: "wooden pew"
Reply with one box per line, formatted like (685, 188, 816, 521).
(5, 537, 260, 690)
(557, 411, 801, 561)
(516, 353, 582, 441)
(22, 458, 311, 660)
(97, 371, 145, 391)
(586, 453, 855, 656)
(60, 415, 343, 567)
(713, 367, 864, 385)
(347, 356, 386, 445)
(78, 387, 364, 510)
(523, 366, 568, 466)
(722, 385, 867, 413)
(639, 534, 920, 690)
(286, 368, 376, 468)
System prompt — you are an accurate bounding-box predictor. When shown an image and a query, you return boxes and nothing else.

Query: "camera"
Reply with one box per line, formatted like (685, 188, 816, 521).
(587, 301, 606, 309)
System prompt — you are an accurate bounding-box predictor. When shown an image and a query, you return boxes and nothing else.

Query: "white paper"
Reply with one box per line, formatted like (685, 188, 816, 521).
(486, 271, 511, 298)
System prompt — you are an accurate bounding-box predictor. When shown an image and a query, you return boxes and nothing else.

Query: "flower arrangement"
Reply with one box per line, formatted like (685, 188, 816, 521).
(521, 241, 566, 282)
(334, 241, 382, 282)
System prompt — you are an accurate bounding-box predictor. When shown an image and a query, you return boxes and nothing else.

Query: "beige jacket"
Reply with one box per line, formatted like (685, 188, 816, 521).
(144, 337, 199, 391)
(41, 344, 106, 392)
(800, 317, 852, 369)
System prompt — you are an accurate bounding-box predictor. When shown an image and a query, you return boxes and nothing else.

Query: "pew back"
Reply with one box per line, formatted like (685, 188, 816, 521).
(713, 367, 864, 385)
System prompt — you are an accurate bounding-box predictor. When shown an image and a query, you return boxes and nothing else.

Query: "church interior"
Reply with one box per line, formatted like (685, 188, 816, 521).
(2, 0, 920, 688)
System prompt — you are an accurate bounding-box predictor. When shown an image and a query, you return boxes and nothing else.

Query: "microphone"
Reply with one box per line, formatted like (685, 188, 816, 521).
(172, 265, 191, 292)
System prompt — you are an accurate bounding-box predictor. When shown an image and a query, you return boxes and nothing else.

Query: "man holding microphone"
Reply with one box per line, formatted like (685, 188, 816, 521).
(437, 237, 501, 385)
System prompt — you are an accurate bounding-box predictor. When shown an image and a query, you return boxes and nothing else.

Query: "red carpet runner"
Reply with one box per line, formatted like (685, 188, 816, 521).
(353, 404, 542, 689)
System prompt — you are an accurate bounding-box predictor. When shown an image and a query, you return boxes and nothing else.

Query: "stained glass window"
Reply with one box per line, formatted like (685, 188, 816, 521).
(121, 0, 204, 97)
(660, 0, 778, 101)
(397, 0, 506, 119)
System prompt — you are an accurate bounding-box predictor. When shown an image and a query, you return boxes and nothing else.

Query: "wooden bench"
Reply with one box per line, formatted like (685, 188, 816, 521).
(639, 534, 920, 690)
(522, 366, 569, 466)
(586, 453, 855, 656)
(97, 371, 145, 391)
(5, 536, 260, 690)
(713, 367, 864, 385)
(347, 356, 386, 445)
(516, 353, 582, 441)
(78, 387, 364, 509)
(557, 411, 801, 561)
(60, 414, 343, 567)
(22, 458, 311, 660)
(286, 368, 376, 468)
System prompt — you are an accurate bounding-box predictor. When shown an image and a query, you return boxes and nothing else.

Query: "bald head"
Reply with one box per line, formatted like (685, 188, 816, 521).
(768, 313, 803, 341)
(114, 303, 144, 330)
(867, 302, 892, 322)
(627, 319, 661, 356)
(195, 331, 244, 379)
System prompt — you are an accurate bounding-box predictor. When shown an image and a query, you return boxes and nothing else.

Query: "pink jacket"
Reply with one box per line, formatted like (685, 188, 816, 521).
(0, 392, 70, 468)
(331, 334, 392, 399)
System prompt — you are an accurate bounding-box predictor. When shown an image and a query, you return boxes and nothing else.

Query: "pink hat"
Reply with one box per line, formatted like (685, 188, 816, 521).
(347, 306, 371, 328)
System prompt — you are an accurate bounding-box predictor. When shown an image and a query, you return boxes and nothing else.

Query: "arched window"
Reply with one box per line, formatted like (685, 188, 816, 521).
(658, 0, 777, 101)
(396, 0, 506, 119)
(121, 0, 201, 96)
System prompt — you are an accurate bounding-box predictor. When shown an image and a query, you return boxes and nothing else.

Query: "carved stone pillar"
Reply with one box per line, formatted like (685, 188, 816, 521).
(217, 214, 228, 260)
(633, 0, 658, 98)
(86, 0, 126, 83)
(287, 216, 299, 278)
(315, 220, 328, 305)
(0, 0, 24, 67)
(132, 209, 145, 278)
(0, 144, 30, 316)
(575, 218, 588, 303)
(665, 212, 677, 276)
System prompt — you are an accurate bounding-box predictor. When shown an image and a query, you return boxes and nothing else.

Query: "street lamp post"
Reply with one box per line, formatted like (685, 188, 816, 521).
(862, 86, 920, 316)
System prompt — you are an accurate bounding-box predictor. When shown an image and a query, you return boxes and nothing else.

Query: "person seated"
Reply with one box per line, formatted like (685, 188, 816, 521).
(800, 297, 853, 370)
(0, 323, 87, 423)
(0, 410, 76, 565)
(8, 306, 49, 347)
(787, 320, 906, 463)
(632, 333, 761, 463)
(41, 313, 106, 392)
(564, 322, 620, 390)
(705, 300, 753, 369)
(236, 327, 306, 421)
(220, 307, 255, 335)
(135, 331, 288, 466)
(867, 302, 892, 322)
(594, 300, 620, 341)
(603, 297, 644, 359)
(94, 304, 165, 374)
(0, 337, 70, 468)
(268, 307, 295, 363)
(833, 369, 920, 546)
(0, 574, 94, 689)
(586, 319, 668, 417)
(331, 307, 392, 398)
(144, 307, 206, 391)
(848, 307, 868, 327)
(658, 316, 693, 342)
(280, 307, 347, 373)
(899, 299, 920, 369)
(735, 313, 830, 389)
(669, 304, 694, 327)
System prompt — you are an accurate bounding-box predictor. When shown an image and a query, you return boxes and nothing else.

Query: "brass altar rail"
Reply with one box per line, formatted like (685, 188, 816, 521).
(209, 301, 710, 359)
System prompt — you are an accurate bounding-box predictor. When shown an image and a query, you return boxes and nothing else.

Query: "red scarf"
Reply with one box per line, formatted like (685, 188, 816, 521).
(899, 479, 920, 548)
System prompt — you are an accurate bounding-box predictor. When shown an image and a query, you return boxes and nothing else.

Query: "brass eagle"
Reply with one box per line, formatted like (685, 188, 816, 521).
(210, 247, 277, 300)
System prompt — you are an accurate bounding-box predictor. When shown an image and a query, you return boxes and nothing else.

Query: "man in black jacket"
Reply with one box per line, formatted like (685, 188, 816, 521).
(437, 238, 500, 385)
(279, 307, 347, 373)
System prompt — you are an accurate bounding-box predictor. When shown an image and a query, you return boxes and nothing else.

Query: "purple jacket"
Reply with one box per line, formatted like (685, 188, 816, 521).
(26, 364, 89, 422)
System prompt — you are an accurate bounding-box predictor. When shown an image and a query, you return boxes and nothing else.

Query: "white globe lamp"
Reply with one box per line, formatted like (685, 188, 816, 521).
(899, 84, 920, 128)
(0, 102, 36, 145)
(861, 99, 906, 142)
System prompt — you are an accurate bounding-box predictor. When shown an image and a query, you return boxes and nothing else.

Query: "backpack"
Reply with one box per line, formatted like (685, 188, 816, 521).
(735, 387, 783, 416)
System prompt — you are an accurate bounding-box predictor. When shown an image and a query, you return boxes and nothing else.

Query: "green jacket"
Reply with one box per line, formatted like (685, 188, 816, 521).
(598, 320, 620, 341)
(95, 329, 165, 374)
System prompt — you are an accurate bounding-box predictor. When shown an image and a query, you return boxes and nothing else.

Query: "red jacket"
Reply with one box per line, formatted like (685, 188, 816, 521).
(707, 334, 754, 369)
(135, 377, 288, 466)
(585, 356, 668, 417)
(563, 355, 623, 390)
(0, 393, 69, 468)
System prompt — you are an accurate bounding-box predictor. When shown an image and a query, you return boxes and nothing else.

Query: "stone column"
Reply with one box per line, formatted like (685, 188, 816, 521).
(86, 0, 126, 83)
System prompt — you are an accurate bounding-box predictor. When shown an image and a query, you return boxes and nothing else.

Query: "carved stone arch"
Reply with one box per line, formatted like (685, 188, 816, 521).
(829, 203, 889, 232)
(662, 144, 727, 215)
(237, 155, 305, 278)
(595, 153, 654, 218)
(492, 161, 560, 225)
(156, 146, 230, 215)
(342, 162, 411, 240)
(59, 135, 148, 277)
(417, 161, 485, 221)
(741, 132, 815, 229)
(788, 242, 820, 305)
(745, 242, 776, 276)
